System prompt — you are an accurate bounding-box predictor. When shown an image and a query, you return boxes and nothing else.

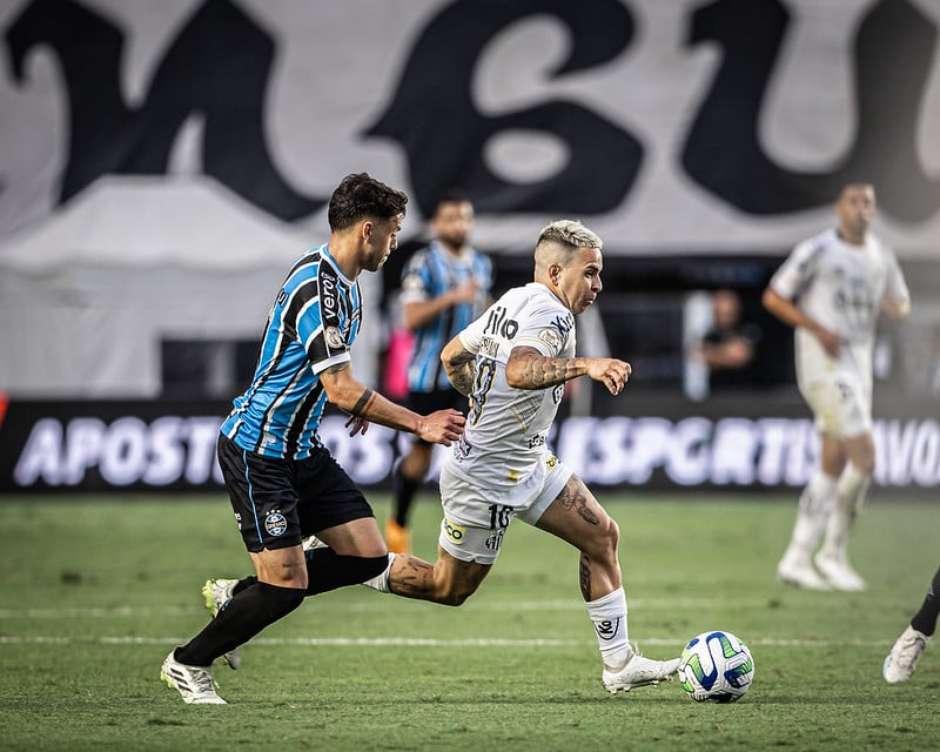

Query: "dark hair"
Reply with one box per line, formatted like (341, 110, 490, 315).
(433, 188, 471, 216)
(328, 173, 408, 230)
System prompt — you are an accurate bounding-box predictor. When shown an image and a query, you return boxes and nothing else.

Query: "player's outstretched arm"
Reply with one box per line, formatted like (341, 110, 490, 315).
(762, 287, 841, 357)
(440, 336, 476, 396)
(320, 364, 464, 445)
(506, 346, 631, 395)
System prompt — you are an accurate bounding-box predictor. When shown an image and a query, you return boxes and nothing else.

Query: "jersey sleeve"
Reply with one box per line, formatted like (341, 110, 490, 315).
(399, 251, 433, 304)
(513, 305, 572, 357)
(293, 275, 351, 375)
(883, 247, 911, 310)
(770, 239, 822, 300)
(457, 308, 489, 354)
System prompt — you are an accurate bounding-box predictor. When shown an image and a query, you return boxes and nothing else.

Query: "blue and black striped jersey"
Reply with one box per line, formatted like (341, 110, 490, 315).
(220, 244, 362, 460)
(400, 242, 491, 392)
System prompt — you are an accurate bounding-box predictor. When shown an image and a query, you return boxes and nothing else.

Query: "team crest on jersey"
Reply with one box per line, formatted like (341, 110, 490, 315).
(264, 511, 288, 537)
(545, 454, 558, 470)
(537, 327, 563, 353)
(325, 326, 345, 350)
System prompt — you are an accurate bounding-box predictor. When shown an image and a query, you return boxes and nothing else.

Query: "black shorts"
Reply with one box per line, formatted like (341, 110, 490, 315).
(217, 434, 374, 553)
(408, 389, 468, 445)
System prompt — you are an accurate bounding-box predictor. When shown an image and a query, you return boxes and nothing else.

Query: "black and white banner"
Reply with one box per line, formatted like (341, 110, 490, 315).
(2, 400, 938, 494)
(1, 0, 939, 261)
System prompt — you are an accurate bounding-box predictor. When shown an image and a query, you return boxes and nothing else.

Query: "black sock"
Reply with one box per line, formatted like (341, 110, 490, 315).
(175, 582, 304, 666)
(393, 466, 421, 527)
(232, 577, 256, 596)
(304, 548, 388, 596)
(911, 565, 940, 637)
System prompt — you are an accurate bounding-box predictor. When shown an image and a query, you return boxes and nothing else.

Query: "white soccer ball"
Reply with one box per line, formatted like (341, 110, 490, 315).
(678, 630, 755, 703)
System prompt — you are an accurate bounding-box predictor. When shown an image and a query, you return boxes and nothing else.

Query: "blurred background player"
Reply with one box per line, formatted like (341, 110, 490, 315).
(697, 289, 759, 392)
(389, 191, 492, 553)
(883, 565, 939, 683)
(764, 183, 911, 592)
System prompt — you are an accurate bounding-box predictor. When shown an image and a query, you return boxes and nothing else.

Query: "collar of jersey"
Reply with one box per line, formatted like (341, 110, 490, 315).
(430, 240, 475, 266)
(317, 243, 355, 286)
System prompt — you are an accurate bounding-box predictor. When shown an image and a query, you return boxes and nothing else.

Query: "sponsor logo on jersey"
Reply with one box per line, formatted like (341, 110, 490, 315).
(325, 326, 345, 350)
(264, 511, 288, 537)
(594, 617, 621, 641)
(527, 434, 546, 449)
(443, 518, 465, 544)
(484, 530, 504, 551)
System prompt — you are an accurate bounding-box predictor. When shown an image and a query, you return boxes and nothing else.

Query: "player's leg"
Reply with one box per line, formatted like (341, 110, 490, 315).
(815, 429, 874, 591)
(163, 439, 310, 702)
(526, 473, 680, 692)
(388, 438, 433, 553)
(884, 565, 939, 683)
(777, 432, 843, 590)
(368, 545, 492, 606)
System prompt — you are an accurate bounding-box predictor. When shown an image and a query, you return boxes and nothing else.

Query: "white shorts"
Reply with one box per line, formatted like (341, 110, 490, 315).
(799, 374, 872, 439)
(437, 453, 573, 565)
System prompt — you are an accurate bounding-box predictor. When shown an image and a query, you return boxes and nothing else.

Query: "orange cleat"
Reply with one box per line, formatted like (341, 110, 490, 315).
(385, 519, 412, 554)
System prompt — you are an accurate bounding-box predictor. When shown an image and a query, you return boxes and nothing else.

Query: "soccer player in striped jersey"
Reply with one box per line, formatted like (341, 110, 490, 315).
(390, 192, 492, 553)
(161, 174, 465, 705)
(764, 183, 910, 592)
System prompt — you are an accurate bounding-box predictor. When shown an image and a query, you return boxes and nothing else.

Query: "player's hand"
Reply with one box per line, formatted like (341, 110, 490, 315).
(449, 280, 479, 305)
(344, 414, 370, 437)
(416, 409, 466, 446)
(586, 358, 631, 395)
(813, 326, 842, 358)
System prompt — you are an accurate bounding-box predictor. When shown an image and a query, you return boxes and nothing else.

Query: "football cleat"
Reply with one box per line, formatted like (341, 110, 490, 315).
(777, 554, 832, 591)
(602, 649, 681, 693)
(202, 578, 241, 670)
(384, 520, 411, 555)
(883, 625, 929, 684)
(814, 552, 866, 592)
(160, 650, 227, 704)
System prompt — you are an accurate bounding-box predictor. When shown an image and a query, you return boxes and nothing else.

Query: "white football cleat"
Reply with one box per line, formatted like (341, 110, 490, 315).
(883, 625, 929, 684)
(160, 650, 227, 704)
(602, 649, 681, 693)
(202, 578, 241, 670)
(814, 553, 866, 592)
(777, 554, 832, 591)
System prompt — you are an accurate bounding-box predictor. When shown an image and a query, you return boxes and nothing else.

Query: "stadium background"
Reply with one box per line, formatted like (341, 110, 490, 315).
(1, 2, 939, 750)
(1, 0, 938, 495)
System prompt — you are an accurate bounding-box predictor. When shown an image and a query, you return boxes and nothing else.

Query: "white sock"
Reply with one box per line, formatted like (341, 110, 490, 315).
(361, 553, 396, 593)
(784, 471, 837, 560)
(586, 587, 629, 669)
(820, 464, 870, 560)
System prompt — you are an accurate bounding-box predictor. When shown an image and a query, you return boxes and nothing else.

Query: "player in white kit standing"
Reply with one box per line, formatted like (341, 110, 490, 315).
(763, 183, 911, 591)
(360, 220, 680, 692)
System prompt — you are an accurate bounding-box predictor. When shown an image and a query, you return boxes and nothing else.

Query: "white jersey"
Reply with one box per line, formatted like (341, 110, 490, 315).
(770, 229, 909, 388)
(444, 282, 576, 491)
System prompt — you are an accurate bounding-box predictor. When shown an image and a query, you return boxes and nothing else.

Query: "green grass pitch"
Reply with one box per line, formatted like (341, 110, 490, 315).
(1, 494, 937, 751)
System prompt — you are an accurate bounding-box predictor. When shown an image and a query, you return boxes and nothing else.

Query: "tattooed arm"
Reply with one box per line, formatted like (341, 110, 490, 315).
(441, 336, 477, 397)
(506, 346, 632, 395)
(320, 363, 464, 444)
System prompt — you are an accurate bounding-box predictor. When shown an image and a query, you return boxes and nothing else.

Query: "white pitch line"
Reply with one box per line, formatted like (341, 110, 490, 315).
(0, 635, 892, 648)
(0, 597, 868, 620)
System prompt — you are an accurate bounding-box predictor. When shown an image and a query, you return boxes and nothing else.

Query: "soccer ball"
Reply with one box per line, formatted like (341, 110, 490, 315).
(678, 630, 755, 703)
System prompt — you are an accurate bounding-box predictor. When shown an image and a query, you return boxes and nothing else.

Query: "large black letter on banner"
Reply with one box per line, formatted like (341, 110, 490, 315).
(682, 0, 940, 223)
(365, 0, 642, 217)
(6, 0, 324, 221)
